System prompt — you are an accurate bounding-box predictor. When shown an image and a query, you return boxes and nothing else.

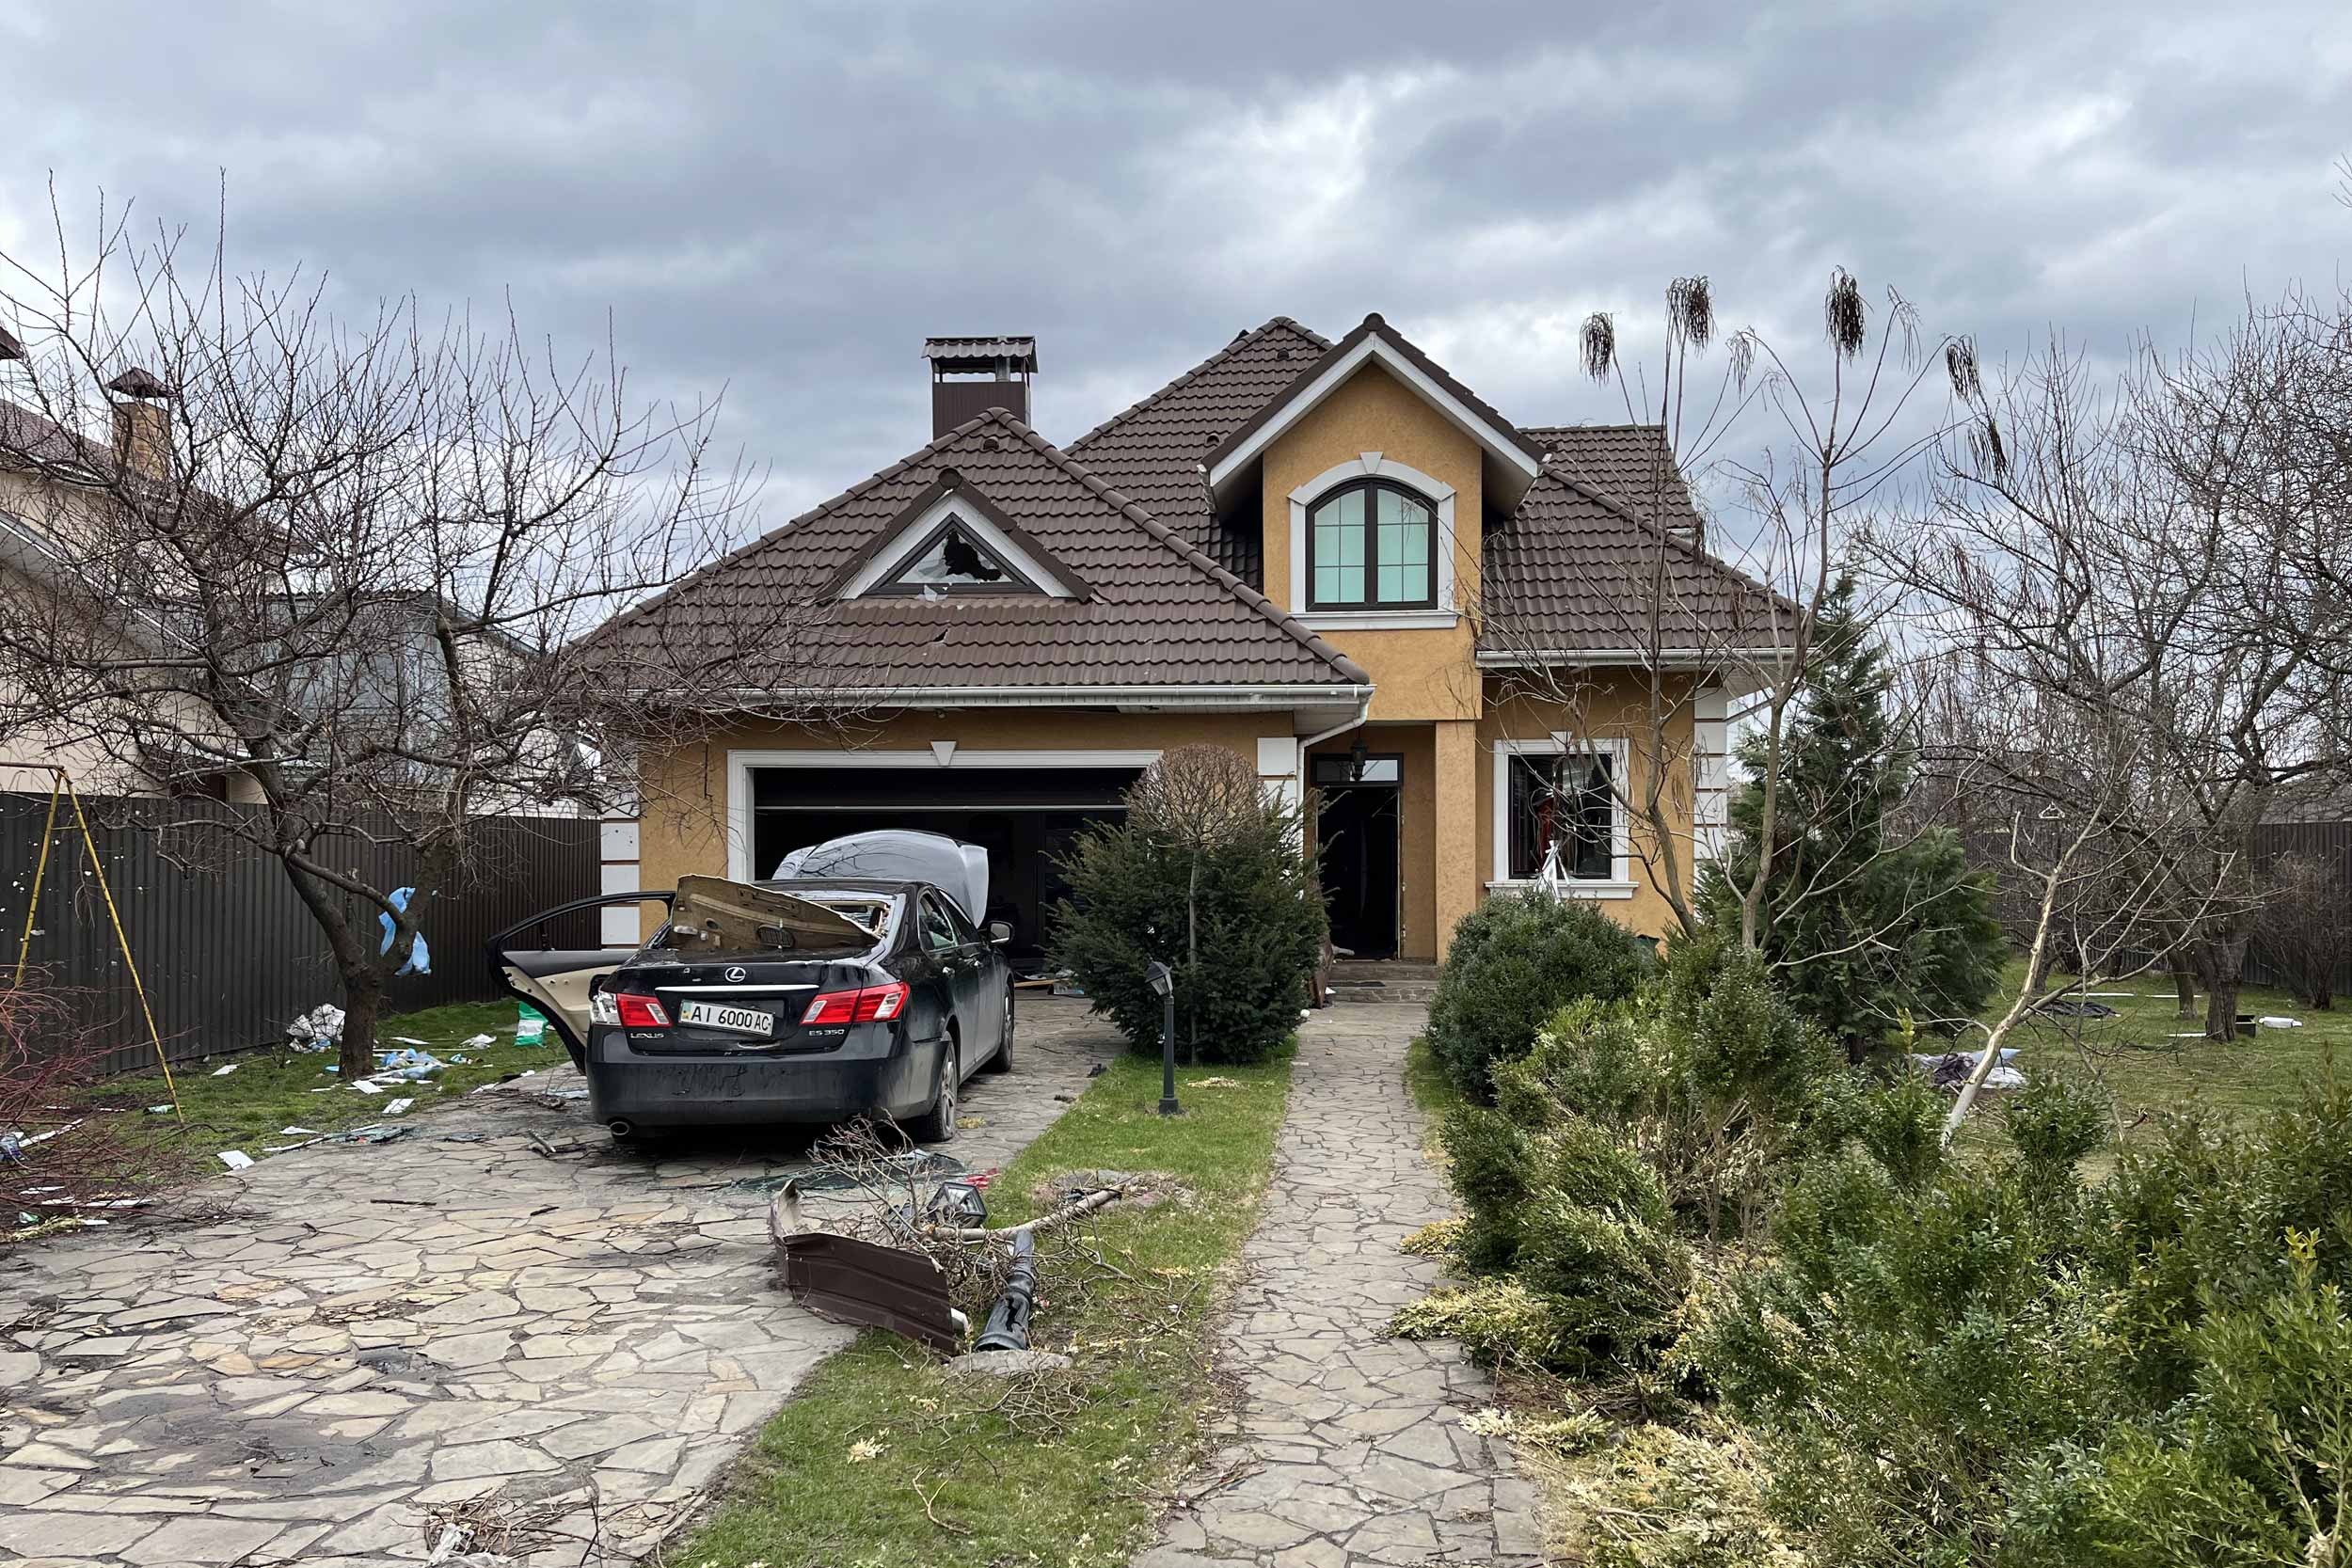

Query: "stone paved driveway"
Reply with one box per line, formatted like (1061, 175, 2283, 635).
(1138, 1002, 1542, 1568)
(0, 998, 1114, 1567)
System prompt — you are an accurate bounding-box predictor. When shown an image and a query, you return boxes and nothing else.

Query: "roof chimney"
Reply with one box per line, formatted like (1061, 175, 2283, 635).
(924, 336, 1036, 437)
(104, 367, 173, 480)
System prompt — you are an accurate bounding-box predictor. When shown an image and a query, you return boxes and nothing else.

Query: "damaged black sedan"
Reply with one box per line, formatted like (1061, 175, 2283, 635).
(491, 832, 1013, 1142)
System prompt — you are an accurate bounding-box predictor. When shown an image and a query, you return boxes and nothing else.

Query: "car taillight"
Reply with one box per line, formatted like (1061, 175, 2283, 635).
(854, 982, 909, 1022)
(614, 992, 671, 1029)
(801, 981, 909, 1026)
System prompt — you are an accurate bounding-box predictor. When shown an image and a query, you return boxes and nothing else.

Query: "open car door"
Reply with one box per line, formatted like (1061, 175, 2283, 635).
(485, 890, 675, 1069)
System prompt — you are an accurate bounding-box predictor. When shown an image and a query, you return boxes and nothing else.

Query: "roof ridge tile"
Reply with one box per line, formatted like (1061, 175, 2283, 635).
(1066, 315, 1331, 455)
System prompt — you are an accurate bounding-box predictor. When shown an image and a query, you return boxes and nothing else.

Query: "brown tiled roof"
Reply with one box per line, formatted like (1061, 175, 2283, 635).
(1065, 318, 1330, 566)
(1204, 313, 1547, 479)
(589, 406, 1368, 694)
(1483, 424, 1792, 656)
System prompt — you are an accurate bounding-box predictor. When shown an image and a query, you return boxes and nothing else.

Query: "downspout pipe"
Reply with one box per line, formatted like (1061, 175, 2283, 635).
(1295, 690, 1374, 781)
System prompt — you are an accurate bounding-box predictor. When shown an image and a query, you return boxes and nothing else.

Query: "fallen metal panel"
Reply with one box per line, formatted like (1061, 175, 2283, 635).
(772, 1230, 968, 1352)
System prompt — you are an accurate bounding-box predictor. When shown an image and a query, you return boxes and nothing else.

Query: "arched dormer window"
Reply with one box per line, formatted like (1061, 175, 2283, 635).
(1305, 479, 1436, 610)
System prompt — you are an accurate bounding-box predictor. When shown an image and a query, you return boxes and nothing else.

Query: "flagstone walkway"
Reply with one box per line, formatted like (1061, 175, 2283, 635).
(0, 1001, 1114, 1567)
(1136, 1002, 1543, 1568)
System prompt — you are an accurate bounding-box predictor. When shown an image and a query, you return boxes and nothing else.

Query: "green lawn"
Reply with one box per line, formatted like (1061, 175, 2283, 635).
(1978, 959, 2344, 1137)
(678, 1042, 1296, 1568)
(71, 997, 570, 1181)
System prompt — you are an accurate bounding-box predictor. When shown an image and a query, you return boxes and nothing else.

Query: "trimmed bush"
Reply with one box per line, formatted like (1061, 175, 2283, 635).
(1426, 891, 1654, 1100)
(1049, 745, 1323, 1065)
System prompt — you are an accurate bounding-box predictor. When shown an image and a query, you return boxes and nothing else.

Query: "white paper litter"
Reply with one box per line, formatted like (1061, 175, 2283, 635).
(384, 1098, 415, 1116)
(217, 1150, 255, 1171)
(460, 1033, 496, 1050)
(278, 1126, 319, 1136)
(2257, 1016, 2304, 1028)
(350, 1081, 383, 1096)
(392, 1036, 430, 1046)
(211, 1063, 238, 1077)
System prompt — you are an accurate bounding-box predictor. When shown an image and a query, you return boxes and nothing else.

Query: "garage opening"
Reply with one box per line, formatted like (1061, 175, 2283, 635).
(751, 765, 1145, 971)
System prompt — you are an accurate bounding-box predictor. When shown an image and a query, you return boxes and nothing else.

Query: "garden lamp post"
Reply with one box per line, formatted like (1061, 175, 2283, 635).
(1145, 960, 1181, 1117)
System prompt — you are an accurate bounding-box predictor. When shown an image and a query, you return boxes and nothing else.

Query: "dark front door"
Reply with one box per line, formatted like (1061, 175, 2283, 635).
(1313, 755, 1402, 959)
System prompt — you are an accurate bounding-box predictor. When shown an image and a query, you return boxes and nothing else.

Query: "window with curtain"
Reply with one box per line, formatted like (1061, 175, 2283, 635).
(1306, 480, 1435, 609)
(1506, 751, 1615, 880)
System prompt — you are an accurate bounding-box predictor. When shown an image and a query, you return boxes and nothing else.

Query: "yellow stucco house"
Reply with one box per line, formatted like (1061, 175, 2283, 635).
(591, 316, 1781, 964)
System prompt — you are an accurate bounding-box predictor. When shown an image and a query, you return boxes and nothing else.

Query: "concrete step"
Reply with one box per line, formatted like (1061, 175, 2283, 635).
(1327, 960, 1441, 1005)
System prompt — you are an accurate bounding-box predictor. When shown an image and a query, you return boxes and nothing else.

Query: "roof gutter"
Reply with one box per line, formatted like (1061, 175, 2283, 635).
(1473, 648, 1792, 670)
(661, 682, 1375, 712)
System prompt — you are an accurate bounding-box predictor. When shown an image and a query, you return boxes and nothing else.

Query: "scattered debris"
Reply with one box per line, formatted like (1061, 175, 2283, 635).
(1186, 1075, 1242, 1088)
(286, 1004, 345, 1050)
(2258, 1015, 2304, 1028)
(210, 1062, 240, 1077)
(217, 1150, 255, 1171)
(384, 1097, 416, 1116)
(1914, 1049, 2024, 1091)
(351, 1080, 383, 1096)
(373, 1049, 445, 1080)
(460, 1033, 496, 1051)
(527, 1132, 593, 1159)
(514, 1005, 549, 1046)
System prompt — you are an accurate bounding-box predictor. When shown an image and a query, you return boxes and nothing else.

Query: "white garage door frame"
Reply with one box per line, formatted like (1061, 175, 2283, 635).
(724, 748, 1166, 881)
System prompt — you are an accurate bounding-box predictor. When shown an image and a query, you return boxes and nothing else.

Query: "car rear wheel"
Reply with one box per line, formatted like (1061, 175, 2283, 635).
(907, 1037, 960, 1143)
(981, 990, 1014, 1073)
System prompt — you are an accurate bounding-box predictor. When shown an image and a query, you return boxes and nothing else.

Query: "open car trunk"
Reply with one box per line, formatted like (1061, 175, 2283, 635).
(666, 875, 873, 955)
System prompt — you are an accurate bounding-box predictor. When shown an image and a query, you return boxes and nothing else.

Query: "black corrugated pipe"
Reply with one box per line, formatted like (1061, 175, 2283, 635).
(973, 1228, 1038, 1351)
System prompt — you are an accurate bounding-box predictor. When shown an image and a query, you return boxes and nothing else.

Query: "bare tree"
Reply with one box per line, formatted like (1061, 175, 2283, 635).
(1883, 299, 2352, 1041)
(0, 190, 829, 1072)
(1904, 646, 2220, 1140)
(1125, 742, 1271, 976)
(1477, 270, 1971, 960)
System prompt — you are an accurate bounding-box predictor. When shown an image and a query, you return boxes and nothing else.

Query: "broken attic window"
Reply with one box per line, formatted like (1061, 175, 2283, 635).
(873, 516, 1042, 594)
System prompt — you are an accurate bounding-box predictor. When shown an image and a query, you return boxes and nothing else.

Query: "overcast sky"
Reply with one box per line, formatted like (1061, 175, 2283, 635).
(2, 0, 2347, 532)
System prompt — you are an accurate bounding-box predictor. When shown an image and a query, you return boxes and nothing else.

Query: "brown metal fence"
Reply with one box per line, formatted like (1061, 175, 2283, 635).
(0, 792, 599, 1075)
(2247, 819, 2352, 997)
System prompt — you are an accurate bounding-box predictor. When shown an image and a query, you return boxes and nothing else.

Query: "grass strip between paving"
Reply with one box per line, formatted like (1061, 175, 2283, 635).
(678, 1040, 1296, 1568)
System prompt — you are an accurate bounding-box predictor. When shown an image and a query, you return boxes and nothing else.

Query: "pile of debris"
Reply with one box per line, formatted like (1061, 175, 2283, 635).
(766, 1120, 1127, 1369)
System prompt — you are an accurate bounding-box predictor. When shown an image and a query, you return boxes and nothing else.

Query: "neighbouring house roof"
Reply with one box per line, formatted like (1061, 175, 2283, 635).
(588, 405, 1369, 699)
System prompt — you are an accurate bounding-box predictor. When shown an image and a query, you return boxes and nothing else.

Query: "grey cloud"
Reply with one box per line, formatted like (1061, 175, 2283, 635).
(1, 0, 2346, 529)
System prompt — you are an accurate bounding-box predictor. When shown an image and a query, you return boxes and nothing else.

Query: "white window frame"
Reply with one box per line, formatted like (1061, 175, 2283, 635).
(1488, 734, 1636, 899)
(1287, 453, 1459, 630)
(836, 490, 1080, 599)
